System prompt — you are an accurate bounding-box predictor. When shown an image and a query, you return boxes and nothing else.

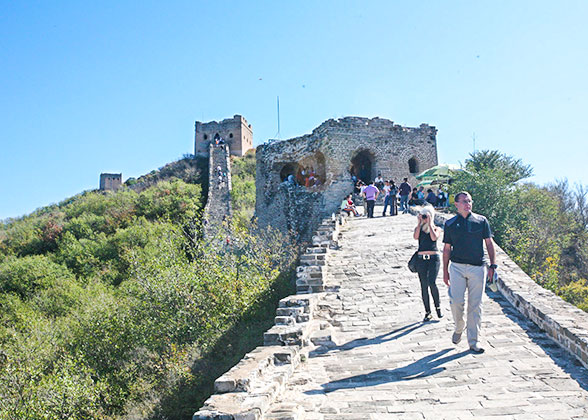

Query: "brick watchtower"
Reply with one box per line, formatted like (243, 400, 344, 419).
(194, 115, 253, 157)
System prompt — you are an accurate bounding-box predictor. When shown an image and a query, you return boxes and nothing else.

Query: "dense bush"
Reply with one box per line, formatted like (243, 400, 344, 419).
(231, 150, 256, 229)
(0, 155, 297, 419)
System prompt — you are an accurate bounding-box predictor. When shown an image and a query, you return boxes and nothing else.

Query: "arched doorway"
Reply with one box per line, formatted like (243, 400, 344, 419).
(280, 162, 299, 182)
(350, 150, 374, 183)
(408, 157, 419, 174)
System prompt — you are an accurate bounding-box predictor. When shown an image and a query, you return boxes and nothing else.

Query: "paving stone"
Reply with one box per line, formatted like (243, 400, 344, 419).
(263, 210, 588, 419)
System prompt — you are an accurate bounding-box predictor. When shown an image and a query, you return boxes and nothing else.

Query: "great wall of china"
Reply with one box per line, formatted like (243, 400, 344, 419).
(197, 116, 588, 419)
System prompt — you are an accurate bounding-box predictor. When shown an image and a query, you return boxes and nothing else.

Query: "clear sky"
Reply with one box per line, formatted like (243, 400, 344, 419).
(1, 1, 587, 220)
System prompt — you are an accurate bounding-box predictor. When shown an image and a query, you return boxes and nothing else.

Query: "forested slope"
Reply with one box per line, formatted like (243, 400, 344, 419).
(0, 152, 296, 419)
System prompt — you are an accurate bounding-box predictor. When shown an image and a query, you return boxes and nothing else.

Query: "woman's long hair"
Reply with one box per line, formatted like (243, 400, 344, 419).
(420, 206, 435, 234)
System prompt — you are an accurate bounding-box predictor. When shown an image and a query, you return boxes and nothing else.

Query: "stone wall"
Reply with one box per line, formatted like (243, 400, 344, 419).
(99, 173, 122, 191)
(203, 144, 232, 239)
(193, 212, 347, 420)
(255, 116, 437, 240)
(195, 115, 253, 157)
(194, 207, 588, 419)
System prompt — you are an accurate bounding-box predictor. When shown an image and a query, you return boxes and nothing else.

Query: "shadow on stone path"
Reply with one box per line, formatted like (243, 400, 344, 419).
(264, 210, 588, 420)
(486, 288, 588, 392)
(306, 348, 471, 394)
(309, 322, 427, 357)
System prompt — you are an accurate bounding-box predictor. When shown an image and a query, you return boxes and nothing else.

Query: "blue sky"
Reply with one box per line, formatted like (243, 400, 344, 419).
(1, 1, 587, 220)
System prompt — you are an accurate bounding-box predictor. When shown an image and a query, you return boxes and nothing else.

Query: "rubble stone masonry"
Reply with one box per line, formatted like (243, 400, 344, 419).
(255, 116, 437, 239)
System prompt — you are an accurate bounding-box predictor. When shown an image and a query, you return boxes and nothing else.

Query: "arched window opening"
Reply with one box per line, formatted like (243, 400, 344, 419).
(214, 133, 220, 140)
(229, 133, 234, 138)
(280, 163, 299, 182)
(203, 134, 208, 140)
(408, 157, 419, 174)
(297, 151, 327, 189)
(350, 150, 375, 183)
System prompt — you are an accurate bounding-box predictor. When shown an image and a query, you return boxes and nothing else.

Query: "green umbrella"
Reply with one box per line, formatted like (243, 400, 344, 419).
(416, 164, 462, 180)
(416, 178, 450, 188)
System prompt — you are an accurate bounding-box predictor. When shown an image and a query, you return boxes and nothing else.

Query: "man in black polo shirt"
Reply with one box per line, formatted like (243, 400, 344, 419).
(399, 177, 411, 214)
(443, 191, 497, 353)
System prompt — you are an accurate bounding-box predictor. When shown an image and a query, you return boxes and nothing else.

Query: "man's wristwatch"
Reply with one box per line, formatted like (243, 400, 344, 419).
(489, 264, 498, 269)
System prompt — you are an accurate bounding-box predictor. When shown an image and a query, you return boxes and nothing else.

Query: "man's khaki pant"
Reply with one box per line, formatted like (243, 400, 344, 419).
(448, 262, 486, 347)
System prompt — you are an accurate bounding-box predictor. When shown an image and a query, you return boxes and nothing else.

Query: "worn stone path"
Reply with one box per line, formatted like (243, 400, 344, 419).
(265, 210, 588, 420)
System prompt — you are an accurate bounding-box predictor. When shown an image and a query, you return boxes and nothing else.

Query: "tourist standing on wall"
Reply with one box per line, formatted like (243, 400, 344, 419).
(399, 178, 411, 214)
(389, 181, 398, 216)
(382, 181, 392, 216)
(359, 182, 367, 216)
(413, 206, 443, 321)
(374, 173, 384, 190)
(443, 191, 496, 354)
(437, 187, 448, 207)
(363, 181, 379, 218)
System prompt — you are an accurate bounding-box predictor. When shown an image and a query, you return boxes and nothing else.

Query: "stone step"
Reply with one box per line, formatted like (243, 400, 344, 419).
(263, 320, 322, 347)
(263, 403, 305, 420)
(309, 323, 336, 348)
(194, 346, 301, 420)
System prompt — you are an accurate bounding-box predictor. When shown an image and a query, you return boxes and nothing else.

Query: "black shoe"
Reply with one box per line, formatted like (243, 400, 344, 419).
(436, 307, 443, 318)
(470, 345, 485, 354)
(423, 312, 432, 322)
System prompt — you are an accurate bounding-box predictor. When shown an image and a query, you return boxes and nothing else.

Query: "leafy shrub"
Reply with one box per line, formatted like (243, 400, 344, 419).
(558, 279, 588, 312)
(231, 150, 256, 228)
(0, 168, 298, 419)
(450, 150, 588, 311)
(0, 255, 74, 299)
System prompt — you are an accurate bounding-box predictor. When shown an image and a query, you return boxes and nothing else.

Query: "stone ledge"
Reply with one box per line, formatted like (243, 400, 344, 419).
(193, 346, 300, 420)
(193, 212, 345, 419)
(494, 244, 588, 369)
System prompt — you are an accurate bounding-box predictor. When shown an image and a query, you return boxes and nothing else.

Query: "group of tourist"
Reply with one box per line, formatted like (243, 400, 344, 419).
(413, 192, 496, 354)
(214, 136, 226, 147)
(297, 167, 321, 188)
(215, 165, 228, 189)
(409, 185, 448, 207)
(345, 176, 448, 218)
(283, 167, 323, 188)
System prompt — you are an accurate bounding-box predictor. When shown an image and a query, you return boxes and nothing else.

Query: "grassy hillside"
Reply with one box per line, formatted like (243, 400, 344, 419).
(0, 154, 296, 420)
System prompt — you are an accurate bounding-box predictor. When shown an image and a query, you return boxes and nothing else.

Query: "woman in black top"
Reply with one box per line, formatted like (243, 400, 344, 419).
(413, 206, 443, 321)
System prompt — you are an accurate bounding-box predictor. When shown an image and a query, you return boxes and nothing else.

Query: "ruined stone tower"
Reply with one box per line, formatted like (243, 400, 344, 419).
(255, 116, 438, 239)
(194, 115, 253, 157)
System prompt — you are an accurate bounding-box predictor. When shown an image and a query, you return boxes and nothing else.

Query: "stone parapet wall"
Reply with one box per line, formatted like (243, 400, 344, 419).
(193, 212, 348, 419)
(409, 205, 588, 369)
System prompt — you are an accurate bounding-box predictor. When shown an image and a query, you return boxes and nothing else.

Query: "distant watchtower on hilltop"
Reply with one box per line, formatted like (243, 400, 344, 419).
(194, 115, 253, 157)
(99, 173, 122, 191)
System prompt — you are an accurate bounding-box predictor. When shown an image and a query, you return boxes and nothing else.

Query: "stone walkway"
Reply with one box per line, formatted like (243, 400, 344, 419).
(265, 209, 588, 420)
